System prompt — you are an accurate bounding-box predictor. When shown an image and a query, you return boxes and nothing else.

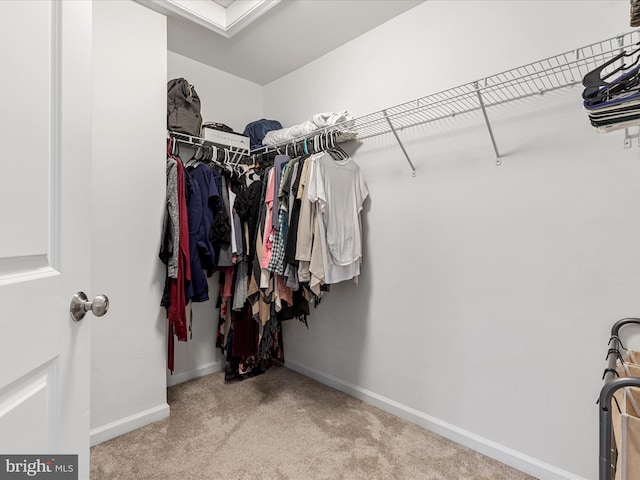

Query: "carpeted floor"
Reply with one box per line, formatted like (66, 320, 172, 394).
(91, 366, 536, 479)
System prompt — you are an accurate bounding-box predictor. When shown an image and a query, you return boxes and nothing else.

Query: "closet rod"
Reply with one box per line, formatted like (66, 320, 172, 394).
(252, 30, 640, 173)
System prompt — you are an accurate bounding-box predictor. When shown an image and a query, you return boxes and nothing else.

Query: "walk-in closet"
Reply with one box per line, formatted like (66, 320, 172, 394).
(3, 1, 640, 479)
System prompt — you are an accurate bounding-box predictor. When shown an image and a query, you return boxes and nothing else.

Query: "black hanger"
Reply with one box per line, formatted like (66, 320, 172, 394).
(582, 45, 640, 87)
(584, 78, 640, 106)
(582, 46, 640, 99)
(583, 51, 627, 88)
(606, 348, 625, 363)
(608, 335, 627, 350)
(323, 130, 348, 161)
(584, 65, 640, 98)
(596, 393, 623, 414)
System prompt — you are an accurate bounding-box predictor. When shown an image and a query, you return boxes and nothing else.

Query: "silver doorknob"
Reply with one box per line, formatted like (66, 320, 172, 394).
(70, 292, 109, 322)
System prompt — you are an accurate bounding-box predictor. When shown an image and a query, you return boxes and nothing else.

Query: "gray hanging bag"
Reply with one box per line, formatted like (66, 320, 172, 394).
(167, 78, 202, 136)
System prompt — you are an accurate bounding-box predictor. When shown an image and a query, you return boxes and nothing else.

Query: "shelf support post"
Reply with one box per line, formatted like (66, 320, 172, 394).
(383, 110, 416, 177)
(623, 126, 640, 148)
(474, 81, 501, 166)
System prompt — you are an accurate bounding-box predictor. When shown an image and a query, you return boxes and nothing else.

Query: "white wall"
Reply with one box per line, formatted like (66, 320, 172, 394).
(168, 51, 263, 134)
(166, 52, 263, 385)
(91, 0, 169, 444)
(264, 2, 638, 479)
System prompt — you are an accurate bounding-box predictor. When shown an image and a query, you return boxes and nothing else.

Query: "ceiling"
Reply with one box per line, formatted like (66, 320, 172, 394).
(211, 0, 235, 7)
(161, 0, 424, 85)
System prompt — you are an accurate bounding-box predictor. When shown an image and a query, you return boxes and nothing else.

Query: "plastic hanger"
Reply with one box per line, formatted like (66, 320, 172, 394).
(583, 51, 627, 88)
(327, 130, 349, 161)
(582, 45, 640, 99)
(187, 143, 205, 167)
(166, 136, 173, 157)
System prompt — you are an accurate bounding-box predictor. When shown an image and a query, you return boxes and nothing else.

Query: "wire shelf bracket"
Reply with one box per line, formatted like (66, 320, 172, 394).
(383, 110, 416, 177)
(474, 81, 501, 166)
(624, 126, 640, 148)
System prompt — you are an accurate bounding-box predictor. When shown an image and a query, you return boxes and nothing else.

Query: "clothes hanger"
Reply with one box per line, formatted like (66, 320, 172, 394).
(246, 153, 260, 172)
(172, 138, 180, 158)
(186, 143, 204, 168)
(223, 148, 235, 176)
(583, 70, 640, 105)
(582, 45, 640, 88)
(208, 145, 228, 172)
(311, 135, 318, 155)
(195, 145, 204, 161)
(582, 45, 640, 98)
(327, 130, 349, 161)
(230, 148, 247, 173)
(583, 51, 627, 88)
(167, 136, 173, 157)
(583, 63, 640, 99)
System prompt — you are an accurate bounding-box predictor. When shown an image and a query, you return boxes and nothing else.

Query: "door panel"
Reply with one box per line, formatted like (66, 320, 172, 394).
(0, 1, 92, 478)
(1, 1, 51, 262)
(0, 362, 56, 453)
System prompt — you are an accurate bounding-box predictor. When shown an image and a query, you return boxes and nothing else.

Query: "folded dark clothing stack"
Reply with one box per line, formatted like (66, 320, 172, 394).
(243, 119, 283, 150)
(203, 122, 236, 134)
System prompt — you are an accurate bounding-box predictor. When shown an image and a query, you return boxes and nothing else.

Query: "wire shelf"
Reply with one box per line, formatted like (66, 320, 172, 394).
(253, 31, 640, 174)
(353, 30, 640, 140)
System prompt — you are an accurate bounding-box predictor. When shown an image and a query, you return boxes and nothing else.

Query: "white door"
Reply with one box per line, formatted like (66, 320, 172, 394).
(0, 1, 94, 478)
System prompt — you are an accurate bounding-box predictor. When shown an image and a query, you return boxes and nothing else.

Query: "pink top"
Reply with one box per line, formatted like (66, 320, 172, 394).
(260, 169, 276, 269)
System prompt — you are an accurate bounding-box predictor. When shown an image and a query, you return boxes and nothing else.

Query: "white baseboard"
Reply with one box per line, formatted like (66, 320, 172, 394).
(166, 360, 224, 387)
(90, 403, 170, 447)
(285, 360, 587, 480)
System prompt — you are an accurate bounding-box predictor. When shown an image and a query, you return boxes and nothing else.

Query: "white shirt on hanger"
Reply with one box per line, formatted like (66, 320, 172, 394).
(307, 152, 368, 285)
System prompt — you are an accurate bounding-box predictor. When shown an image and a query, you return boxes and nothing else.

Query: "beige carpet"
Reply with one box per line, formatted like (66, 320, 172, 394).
(91, 366, 535, 480)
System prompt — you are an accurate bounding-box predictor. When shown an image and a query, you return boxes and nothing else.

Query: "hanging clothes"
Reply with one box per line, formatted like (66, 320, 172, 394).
(184, 163, 221, 301)
(160, 156, 191, 372)
(161, 133, 369, 381)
